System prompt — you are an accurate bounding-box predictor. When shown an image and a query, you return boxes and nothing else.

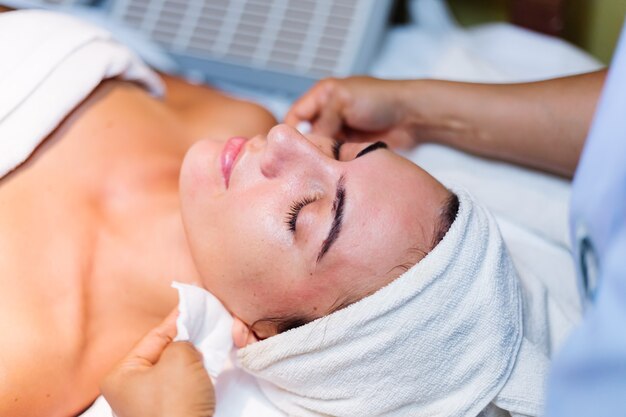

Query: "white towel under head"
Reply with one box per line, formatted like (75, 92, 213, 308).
(238, 188, 548, 417)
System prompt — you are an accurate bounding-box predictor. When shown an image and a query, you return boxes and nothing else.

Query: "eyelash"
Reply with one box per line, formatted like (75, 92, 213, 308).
(332, 140, 388, 160)
(285, 196, 316, 233)
(332, 140, 342, 160)
(356, 141, 388, 158)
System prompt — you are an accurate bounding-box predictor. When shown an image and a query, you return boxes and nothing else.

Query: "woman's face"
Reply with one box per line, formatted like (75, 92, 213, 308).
(179, 124, 450, 341)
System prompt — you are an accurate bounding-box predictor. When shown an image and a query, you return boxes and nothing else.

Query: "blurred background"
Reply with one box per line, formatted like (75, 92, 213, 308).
(1, 0, 622, 96)
(5, 0, 626, 65)
(445, 0, 626, 64)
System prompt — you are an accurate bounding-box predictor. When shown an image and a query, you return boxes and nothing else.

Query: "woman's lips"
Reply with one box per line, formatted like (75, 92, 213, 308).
(221, 137, 247, 188)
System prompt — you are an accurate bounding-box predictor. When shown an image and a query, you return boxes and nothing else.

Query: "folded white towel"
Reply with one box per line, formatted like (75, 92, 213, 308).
(81, 283, 235, 417)
(172, 282, 234, 380)
(238, 188, 548, 417)
(0, 9, 163, 179)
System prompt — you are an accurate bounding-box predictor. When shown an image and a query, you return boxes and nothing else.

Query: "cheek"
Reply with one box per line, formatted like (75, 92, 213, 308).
(221, 246, 323, 321)
(212, 262, 313, 323)
(181, 171, 324, 319)
(196, 204, 303, 315)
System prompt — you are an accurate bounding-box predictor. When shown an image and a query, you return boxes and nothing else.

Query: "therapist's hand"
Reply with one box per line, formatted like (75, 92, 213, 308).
(101, 309, 216, 417)
(285, 76, 418, 148)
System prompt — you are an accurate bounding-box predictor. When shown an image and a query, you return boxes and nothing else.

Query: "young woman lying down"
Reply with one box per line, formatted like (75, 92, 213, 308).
(1, 8, 561, 417)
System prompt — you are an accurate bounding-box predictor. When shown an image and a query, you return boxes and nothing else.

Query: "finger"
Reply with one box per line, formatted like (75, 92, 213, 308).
(343, 128, 415, 149)
(340, 127, 385, 143)
(285, 79, 338, 126)
(232, 317, 249, 349)
(158, 341, 204, 368)
(232, 317, 259, 348)
(284, 103, 311, 128)
(121, 308, 179, 369)
(285, 83, 327, 126)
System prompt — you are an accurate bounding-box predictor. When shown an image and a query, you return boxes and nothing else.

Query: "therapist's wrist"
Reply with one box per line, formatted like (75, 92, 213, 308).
(400, 79, 480, 147)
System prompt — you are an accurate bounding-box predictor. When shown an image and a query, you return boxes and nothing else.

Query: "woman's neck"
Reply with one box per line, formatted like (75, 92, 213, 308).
(90, 170, 204, 324)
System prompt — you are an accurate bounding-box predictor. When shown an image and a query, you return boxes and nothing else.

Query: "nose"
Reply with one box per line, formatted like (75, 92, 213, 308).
(260, 124, 334, 178)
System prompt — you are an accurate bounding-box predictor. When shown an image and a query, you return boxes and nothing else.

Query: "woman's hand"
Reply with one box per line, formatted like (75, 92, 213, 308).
(101, 310, 216, 417)
(285, 76, 419, 148)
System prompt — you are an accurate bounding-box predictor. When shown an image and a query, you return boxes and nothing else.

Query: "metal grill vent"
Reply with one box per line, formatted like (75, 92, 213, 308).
(108, 0, 392, 93)
(14, 0, 89, 5)
(6, 0, 392, 93)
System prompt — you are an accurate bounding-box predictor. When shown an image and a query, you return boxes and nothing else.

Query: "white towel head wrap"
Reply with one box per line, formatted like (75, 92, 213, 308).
(237, 188, 547, 417)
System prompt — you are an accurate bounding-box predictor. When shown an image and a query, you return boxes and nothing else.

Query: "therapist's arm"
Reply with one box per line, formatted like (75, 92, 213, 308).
(407, 70, 606, 177)
(286, 70, 606, 177)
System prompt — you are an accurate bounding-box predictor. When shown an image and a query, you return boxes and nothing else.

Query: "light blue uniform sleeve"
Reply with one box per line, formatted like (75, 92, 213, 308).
(545, 22, 626, 417)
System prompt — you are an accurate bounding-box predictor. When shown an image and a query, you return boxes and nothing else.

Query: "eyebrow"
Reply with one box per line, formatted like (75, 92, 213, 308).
(317, 175, 346, 263)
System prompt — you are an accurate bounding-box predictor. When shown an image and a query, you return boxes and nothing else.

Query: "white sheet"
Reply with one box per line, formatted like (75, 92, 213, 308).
(59, 1, 601, 415)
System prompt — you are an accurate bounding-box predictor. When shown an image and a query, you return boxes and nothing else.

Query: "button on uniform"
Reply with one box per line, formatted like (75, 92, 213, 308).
(575, 223, 600, 306)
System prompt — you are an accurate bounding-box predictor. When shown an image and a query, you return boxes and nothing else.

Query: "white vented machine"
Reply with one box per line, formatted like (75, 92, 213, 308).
(2, 0, 394, 94)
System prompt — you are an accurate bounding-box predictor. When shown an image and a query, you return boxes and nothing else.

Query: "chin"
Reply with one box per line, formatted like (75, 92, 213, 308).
(180, 139, 224, 201)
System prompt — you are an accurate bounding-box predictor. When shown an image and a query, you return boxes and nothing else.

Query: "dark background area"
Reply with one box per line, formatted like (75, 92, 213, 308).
(392, 0, 626, 64)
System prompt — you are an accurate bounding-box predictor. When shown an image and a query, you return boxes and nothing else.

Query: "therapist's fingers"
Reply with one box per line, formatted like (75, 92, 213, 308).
(232, 317, 259, 348)
(285, 92, 319, 127)
(310, 99, 344, 137)
(102, 335, 215, 417)
(285, 80, 328, 125)
(286, 79, 346, 137)
(340, 126, 417, 149)
(119, 308, 179, 369)
(157, 340, 204, 368)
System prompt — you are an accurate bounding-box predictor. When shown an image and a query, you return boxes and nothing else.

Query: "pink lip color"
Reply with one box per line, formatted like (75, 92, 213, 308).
(221, 137, 247, 188)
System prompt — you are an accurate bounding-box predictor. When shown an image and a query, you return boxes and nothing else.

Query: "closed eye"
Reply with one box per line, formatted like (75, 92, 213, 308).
(332, 140, 388, 161)
(356, 141, 388, 158)
(285, 196, 316, 233)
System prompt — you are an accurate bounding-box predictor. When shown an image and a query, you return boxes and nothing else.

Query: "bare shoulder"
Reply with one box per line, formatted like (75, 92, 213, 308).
(160, 74, 277, 139)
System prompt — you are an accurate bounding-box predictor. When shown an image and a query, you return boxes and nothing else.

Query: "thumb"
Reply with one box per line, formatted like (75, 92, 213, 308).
(157, 341, 205, 369)
(119, 308, 179, 370)
(285, 81, 329, 127)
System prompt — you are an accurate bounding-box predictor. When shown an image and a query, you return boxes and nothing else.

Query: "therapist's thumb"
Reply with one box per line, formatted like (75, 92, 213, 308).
(100, 311, 179, 417)
(118, 308, 179, 370)
(286, 78, 346, 137)
(157, 341, 204, 368)
(151, 342, 216, 417)
(102, 317, 216, 417)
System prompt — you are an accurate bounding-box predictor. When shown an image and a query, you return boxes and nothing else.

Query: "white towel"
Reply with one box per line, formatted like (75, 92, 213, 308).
(81, 283, 235, 417)
(172, 282, 234, 380)
(0, 9, 163, 179)
(238, 188, 548, 417)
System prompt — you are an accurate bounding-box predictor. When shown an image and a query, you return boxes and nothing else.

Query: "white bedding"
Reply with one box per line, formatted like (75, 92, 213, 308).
(70, 2, 601, 416)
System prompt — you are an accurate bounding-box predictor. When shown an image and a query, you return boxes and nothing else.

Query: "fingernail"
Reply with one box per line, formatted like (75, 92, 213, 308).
(296, 121, 312, 134)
